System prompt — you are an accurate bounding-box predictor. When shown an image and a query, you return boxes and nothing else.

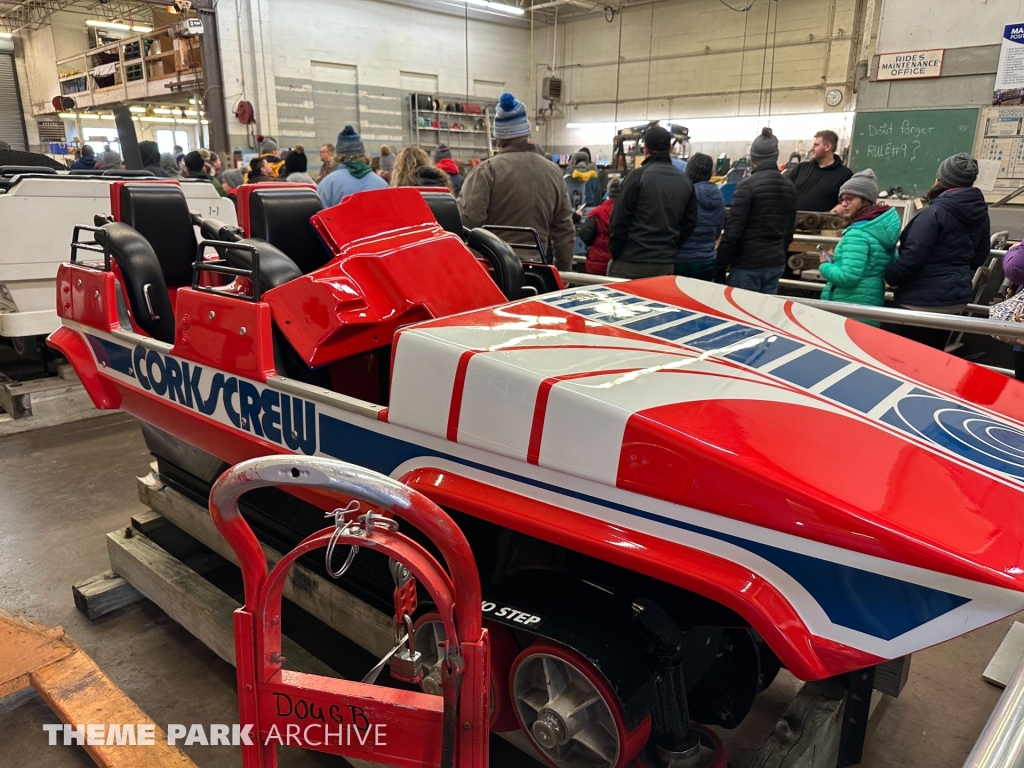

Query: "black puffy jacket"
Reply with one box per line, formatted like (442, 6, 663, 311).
(884, 187, 991, 307)
(714, 166, 797, 277)
(609, 154, 698, 265)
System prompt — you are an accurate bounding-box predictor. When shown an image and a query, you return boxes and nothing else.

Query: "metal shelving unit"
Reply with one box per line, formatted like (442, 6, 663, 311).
(409, 97, 494, 159)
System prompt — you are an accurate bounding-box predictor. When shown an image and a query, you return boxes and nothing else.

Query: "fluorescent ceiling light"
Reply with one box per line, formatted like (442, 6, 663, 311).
(86, 19, 153, 32)
(486, 1, 524, 13)
(152, 107, 173, 114)
(0, 32, 13, 39)
(58, 112, 77, 119)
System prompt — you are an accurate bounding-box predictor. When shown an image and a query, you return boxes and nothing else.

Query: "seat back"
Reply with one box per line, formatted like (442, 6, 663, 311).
(466, 227, 524, 301)
(220, 239, 303, 294)
(245, 186, 331, 274)
(420, 190, 464, 237)
(116, 183, 197, 288)
(103, 222, 175, 343)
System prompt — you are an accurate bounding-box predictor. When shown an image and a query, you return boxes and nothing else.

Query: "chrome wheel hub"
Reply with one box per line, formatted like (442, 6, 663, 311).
(512, 652, 621, 768)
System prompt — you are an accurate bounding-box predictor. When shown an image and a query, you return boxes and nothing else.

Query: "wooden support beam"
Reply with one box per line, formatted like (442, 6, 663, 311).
(72, 570, 145, 621)
(749, 678, 847, 768)
(136, 473, 394, 658)
(105, 527, 334, 676)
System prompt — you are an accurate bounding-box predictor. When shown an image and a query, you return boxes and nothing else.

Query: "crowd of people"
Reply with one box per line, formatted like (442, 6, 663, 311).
(61, 91, 1009, 369)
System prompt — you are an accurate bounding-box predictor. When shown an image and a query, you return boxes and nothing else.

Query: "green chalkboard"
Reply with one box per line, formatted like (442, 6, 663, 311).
(849, 108, 979, 196)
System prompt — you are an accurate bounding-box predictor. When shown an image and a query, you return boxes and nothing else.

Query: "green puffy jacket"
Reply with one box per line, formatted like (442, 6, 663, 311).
(820, 207, 900, 315)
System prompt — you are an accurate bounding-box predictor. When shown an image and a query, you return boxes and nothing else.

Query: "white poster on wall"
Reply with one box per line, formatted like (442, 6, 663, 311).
(994, 23, 1024, 105)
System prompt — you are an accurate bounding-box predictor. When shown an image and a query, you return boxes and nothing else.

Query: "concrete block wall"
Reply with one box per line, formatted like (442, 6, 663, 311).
(857, 0, 1024, 112)
(216, 0, 532, 160)
(535, 0, 864, 159)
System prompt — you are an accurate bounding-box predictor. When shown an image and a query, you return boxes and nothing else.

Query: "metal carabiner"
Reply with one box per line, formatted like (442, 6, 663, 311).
(324, 500, 362, 578)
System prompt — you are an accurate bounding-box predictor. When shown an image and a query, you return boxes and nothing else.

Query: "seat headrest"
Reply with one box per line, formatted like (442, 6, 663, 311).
(247, 188, 330, 274)
(466, 227, 524, 301)
(118, 184, 197, 288)
(102, 222, 175, 343)
(421, 191, 464, 238)
(221, 238, 303, 294)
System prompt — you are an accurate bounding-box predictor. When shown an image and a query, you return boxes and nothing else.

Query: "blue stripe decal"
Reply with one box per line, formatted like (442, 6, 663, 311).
(550, 289, 612, 309)
(771, 349, 849, 388)
(822, 368, 902, 413)
(543, 290, 1024, 491)
(725, 335, 802, 367)
(652, 315, 726, 341)
(318, 413, 970, 640)
(687, 324, 765, 351)
(619, 310, 694, 332)
(881, 393, 1024, 481)
(89, 336, 135, 377)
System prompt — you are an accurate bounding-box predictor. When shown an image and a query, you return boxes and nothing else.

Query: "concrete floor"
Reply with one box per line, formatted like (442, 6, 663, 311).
(0, 415, 1018, 767)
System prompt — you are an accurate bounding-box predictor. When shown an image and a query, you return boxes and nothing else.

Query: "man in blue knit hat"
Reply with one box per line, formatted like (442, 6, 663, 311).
(459, 92, 575, 271)
(317, 125, 388, 208)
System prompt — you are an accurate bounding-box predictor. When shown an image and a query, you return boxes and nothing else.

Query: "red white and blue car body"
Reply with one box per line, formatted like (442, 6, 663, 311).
(50, 184, 1024, 765)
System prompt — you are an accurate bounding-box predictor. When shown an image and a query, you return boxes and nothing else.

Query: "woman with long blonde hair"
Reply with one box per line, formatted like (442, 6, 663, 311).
(390, 146, 452, 191)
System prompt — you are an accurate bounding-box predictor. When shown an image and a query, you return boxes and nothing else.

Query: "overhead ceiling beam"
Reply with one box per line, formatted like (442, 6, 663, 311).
(0, 0, 207, 33)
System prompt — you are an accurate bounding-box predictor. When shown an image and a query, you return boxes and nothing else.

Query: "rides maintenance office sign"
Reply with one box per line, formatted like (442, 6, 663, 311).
(876, 49, 944, 81)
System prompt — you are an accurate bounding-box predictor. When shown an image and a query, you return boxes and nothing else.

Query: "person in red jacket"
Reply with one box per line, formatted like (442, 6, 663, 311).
(579, 177, 622, 274)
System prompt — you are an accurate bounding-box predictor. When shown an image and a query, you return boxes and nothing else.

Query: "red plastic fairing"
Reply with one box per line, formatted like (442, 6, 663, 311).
(46, 327, 122, 410)
(396, 466, 883, 680)
(56, 263, 120, 331)
(172, 289, 276, 382)
(108, 179, 181, 221)
(235, 181, 317, 236)
(267, 189, 505, 367)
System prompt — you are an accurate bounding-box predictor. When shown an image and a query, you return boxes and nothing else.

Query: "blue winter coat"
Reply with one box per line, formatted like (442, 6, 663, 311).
(675, 181, 725, 264)
(884, 187, 991, 307)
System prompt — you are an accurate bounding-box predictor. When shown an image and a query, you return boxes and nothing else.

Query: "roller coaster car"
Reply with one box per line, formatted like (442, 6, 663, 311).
(0, 168, 233, 344)
(52, 182, 1024, 768)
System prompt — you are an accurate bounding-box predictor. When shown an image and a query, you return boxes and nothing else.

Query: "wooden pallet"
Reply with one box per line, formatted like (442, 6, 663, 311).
(0, 606, 197, 768)
(0, 364, 108, 436)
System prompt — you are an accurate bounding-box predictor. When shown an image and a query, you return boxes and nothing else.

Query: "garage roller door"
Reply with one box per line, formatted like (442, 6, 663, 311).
(0, 54, 27, 151)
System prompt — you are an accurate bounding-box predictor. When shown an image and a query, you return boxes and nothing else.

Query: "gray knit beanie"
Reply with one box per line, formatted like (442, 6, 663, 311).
(937, 153, 979, 188)
(434, 144, 452, 162)
(335, 126, 365, 157)
(749, 127, 779, 168)
(259, 137, 278, 154)
(220, 168, 244, 189)
(102, 149, 121, 168)
(839, 168, 879, 202)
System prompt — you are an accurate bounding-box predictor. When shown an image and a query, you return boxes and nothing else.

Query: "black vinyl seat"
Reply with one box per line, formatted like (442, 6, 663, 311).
(247, 188, 331, 274)
(102, 222, 176, 343)
(118, 184, 197, 288)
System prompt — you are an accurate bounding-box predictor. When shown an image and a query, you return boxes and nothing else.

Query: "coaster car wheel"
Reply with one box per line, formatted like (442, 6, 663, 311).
(509, 640, 651, 768)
